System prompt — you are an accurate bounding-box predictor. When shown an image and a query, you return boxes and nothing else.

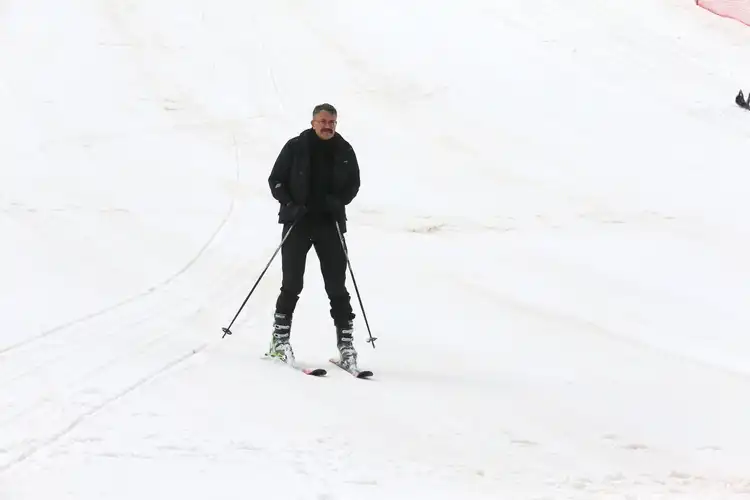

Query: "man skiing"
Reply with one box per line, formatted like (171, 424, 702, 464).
(736, 89, 749, 109)
(267, 103, 361, 370)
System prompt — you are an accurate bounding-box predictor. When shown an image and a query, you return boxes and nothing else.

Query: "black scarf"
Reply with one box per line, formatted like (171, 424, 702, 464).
(307, 129, 336, 216)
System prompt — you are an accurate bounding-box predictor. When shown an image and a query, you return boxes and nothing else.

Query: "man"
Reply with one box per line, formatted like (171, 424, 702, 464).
(736, 89, 749, 109)
(267, 103, 361, 370)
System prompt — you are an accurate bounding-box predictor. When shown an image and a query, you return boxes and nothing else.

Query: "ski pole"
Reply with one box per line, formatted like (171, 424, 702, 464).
(221, 220, 297, 338)
(335, 220, 377, 348)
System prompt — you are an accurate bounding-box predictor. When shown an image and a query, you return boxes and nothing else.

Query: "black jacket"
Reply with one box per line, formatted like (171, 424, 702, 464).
(269, 129, 360, 233)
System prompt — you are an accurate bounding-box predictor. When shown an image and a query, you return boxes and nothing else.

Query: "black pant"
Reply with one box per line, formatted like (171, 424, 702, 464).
(274, 216, 354, 327)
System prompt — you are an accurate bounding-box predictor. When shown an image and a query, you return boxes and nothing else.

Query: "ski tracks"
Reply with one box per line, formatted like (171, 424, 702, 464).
(0, 226, 262, 476)
(0, 342, 207, 474)
(0, 136, 237, 473)
(0, 173, 244, 476)
(0, 1, 245, 471)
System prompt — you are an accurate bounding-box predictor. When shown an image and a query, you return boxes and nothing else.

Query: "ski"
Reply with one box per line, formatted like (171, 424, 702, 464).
(263, 355, 327, 376)
(299, 366, 327, 376)
(329, 358, 373, 379)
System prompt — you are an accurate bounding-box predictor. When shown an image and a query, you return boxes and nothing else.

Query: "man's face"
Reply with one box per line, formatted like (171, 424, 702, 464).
(311, 110, 337, 140)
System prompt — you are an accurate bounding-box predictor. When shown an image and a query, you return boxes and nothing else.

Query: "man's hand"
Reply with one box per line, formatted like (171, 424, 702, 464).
(281, 202, 308, 221)
(325, 196, 343, 214)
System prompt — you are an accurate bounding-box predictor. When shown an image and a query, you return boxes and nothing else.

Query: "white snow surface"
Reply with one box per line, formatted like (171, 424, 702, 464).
(2, 0, 750, 498)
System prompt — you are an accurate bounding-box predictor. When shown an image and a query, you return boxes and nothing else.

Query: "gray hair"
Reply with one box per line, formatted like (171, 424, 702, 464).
(312, 103, 337, 116)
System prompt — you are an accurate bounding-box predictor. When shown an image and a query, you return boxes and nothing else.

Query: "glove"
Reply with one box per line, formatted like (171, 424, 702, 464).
(280, 201, 307, 222)
(324, 196, 343, 214)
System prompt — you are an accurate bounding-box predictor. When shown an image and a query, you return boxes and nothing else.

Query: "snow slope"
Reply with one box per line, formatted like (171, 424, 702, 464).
(2, 0, 750, 498)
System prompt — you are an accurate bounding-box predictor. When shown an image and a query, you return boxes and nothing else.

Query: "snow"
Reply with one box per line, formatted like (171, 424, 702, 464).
(2, 0, 750, 498)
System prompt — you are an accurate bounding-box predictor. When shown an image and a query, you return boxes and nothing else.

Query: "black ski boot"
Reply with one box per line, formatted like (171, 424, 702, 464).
(267, 313, 294, 363)
(335, 319, 358, 371)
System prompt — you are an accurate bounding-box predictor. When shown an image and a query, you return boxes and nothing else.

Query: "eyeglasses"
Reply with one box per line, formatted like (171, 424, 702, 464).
(314, 119, 337, 127)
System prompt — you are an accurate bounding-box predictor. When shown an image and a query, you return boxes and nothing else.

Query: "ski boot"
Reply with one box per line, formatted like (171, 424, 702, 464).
(267, 313, 294, 364)
(336, 320, 358, 371)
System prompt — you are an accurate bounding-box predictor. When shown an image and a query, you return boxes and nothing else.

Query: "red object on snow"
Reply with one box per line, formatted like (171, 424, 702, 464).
(697, 0, 750, 26)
